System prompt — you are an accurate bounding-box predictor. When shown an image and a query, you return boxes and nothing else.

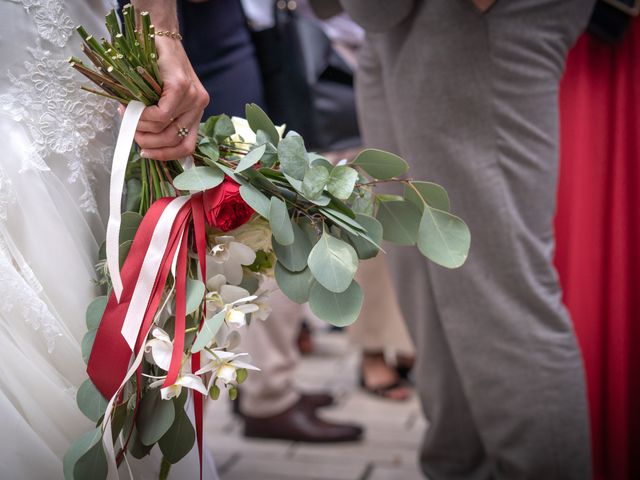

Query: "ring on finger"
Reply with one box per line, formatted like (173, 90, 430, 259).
(177, 126, 189, 138)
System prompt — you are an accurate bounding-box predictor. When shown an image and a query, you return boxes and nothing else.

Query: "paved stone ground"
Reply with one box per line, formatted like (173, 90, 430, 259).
(204, 330, 427, 480)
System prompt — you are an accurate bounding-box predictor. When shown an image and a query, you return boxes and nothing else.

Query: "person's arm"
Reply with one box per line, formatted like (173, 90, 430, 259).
(131, 0, 210, 160)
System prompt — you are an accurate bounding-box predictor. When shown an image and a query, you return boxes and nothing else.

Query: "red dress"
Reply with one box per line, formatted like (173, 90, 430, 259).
(556, 19, 640, 480)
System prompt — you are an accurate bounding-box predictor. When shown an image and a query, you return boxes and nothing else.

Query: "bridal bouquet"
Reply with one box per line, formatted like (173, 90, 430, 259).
(65, 5, 470, 480)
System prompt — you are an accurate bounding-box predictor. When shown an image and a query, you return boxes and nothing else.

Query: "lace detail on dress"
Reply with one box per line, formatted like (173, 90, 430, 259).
(0, 235, 63, 353)
(0, 168, 16, 222)
(0, 46, 117, 213)
(14, 0, 74, 48)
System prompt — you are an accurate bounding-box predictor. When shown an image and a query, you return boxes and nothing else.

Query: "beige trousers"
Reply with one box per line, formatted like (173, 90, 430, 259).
(349, 254, 414, 356)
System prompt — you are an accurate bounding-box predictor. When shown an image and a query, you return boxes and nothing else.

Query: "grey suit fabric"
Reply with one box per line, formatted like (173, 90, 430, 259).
(345, 0, 596, 478)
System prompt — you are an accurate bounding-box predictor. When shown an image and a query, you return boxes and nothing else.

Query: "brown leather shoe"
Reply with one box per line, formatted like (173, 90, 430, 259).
(243, 400, 363, 443)
(233, 391, 334, 416)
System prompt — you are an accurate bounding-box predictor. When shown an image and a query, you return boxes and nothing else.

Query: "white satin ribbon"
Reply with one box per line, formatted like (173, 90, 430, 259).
(107, 100, 146, 302)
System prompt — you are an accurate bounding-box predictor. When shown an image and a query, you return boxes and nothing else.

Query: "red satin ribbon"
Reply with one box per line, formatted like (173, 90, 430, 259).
(88, 194, 209, 479)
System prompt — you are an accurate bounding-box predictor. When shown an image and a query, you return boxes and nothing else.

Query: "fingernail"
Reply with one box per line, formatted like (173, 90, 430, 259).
(140, 150, 148, 158)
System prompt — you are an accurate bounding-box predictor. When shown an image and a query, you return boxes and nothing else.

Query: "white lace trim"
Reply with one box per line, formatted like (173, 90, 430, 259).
(14, 0, 74, 48)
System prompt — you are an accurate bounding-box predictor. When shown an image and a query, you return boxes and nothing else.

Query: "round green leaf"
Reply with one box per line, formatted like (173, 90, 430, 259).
(418, 206, 470, 269)
(129, 427, 153, 459)
(269, 197, 294, 246)
(173, 166, 224, 192)
(353, 149, 408, 179)
(246, 103, 279, 145)
(137, 389, 176, 446)
(308, 280, 363, 327)
(86, 296, 108, 330)
(63, 428, 104, 480)
(120, 211, 143, 244)
(376, 200, 421, 246)
(119, 240, 133, 268)
(326, 166, 358, 200)
(235, 144, 266, 173)
(302, 165, 330, 199)
(307, 231, 358, 293)
(74, 439, 107, 480)
(159, 411, 196, 464)
(404, 181, 450, 212)
(239, 184, 270, 219)
(272, 221, 313, 272)
(347, 214, 383, 260)
(277, 132, 309, 180)
(185, 278, 206, 315)
(81, 329, 97, 364)
(275, 263, 314, 304)
(76, 379, 108, 422)
(191, 310, 226, 353)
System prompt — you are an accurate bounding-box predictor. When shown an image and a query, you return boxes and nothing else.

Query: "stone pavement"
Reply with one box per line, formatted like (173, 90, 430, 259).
(204, 330, 427, 480)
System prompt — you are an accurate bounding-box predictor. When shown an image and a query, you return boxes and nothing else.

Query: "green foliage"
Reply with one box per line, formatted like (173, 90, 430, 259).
(327, 166, 358, 200)
(76, 379, 108, 422)
(137, 389, 175, 446)
(307, 231, 358, 293)
(239, 184, 271, 219)
(246, 103, 280, 146)
(308, 280, 363, 327)
(269, 197, 295, 246)
(404, 181, 450, 212)
(274, 263, 315, 304)
(418, 207, 470, 269)
(63, 428, 106, 480)
(81, 329, 97, 364)
(376, 200, 421, 246)
(302, 165, 330, 199)
(353, 149, 408, 179)
(86, 296, 108, 330)
(185, 278, 206, 315)
(173, 166, 224, 192)
(120, 211, 143, 243)
(159, 411, 195, 464)
(235, 144, 266, 173)
(271, 222, 312, 272)
(346, 214, 383, 260)
(277, 132, 309, 180)
(191, 310, 226, 353)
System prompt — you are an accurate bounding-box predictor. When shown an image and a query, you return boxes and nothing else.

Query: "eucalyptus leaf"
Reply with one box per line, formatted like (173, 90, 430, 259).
(76, 379, 108, 422)
(302, 165, 330, 199)
(353, 149, 408, 179)
(197, 142, 220, 162)
(271, 221, 312, 272)
(159, 411, 196, 464)
(125, 178, 141, 212)
(235, 144, 266, 173)
(320, 208, 367, 234)
(73, 436, 107, 480)
(308, 280, 363, 327)
(120, 211, 143, 244)
(377, 194, 405, 203)
(307, 231, 358, 293)
(185, 278, 206, 315)
(246, 104, 280, 146)
(326, 166, 358, 200)
(81, 329, 97, 364)
(269, 197, 294, 246)
(191, 310, 226, 353)
(346, 214, 383, 260)
(274, 263, 314, 303)
(213, 114, 235, 141)
(86, 296, 108, 330)
(215, 163, 246, 185)
(404, 181, 450, 212)
(110, 401, 129, 443)
(376, 200, 421, 246)
(129, 427, 153, 459)
(137, 389, 175, 446)
(417, 206, 470, 269)
(173, 166, 224, 192)
(309, 154, 334, 171)
(239, 184, 270, 219)
(277, 132, 309, 180)
(350, 187, 375, 216)
(119, 240, 132, 268)
(255, 130, 277, 167)
(63, 428, 104, 480)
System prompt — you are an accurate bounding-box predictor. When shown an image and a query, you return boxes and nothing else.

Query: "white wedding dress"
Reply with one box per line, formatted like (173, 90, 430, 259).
(0, 1, 216, 478)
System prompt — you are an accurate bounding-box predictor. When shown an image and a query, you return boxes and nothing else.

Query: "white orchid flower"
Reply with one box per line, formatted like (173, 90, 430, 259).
(251, 287, 272, 322)
(207, 236, 256, 285)
(149, 371, 209, 400)
(205, 275, 259, 328)
(196, 349, 260, 389)
(144, 327, 173, 371)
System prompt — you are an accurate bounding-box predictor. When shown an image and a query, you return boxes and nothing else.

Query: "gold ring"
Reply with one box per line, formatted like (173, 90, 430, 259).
(177, 126, 189, 138)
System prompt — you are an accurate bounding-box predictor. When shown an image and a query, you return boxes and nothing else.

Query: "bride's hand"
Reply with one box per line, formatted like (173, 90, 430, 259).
(135, 35, 210, 161)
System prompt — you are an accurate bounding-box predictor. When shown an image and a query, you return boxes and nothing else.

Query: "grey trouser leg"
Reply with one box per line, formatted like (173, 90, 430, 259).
(355, 1, 595, 479)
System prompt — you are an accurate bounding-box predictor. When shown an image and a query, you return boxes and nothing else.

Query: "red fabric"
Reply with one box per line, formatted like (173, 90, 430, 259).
(555, 21, 640, 480)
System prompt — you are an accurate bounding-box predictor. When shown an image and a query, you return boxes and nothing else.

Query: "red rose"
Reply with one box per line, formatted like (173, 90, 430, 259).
(203, 177, 254, 232)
